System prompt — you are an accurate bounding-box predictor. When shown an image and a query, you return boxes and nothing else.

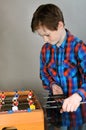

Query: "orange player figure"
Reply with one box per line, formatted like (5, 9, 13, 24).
(28, 90, 33, 99)
(12, 97, 18, 112)
(28, 98, 34, 106)
(0, 98, 2, 109)
(1, 92, 6, 104)
(27, 98, 35, 110)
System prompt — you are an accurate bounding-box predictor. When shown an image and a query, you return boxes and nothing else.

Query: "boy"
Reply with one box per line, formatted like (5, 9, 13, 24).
(31, 3, 86, 130)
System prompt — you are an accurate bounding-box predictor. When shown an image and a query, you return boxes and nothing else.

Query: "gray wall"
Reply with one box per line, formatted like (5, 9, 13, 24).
(0, 0, 86, 92)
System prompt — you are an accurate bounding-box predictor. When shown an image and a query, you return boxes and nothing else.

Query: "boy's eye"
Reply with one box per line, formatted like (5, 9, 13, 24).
(46, 34, 50, 37)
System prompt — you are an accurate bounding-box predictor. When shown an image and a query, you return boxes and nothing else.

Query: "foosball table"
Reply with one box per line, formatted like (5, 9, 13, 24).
(0, 90, 44, 130)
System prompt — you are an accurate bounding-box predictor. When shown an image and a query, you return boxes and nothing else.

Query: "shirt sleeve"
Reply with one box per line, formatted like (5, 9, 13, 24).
(75, 41, 86, 101)
(40, 46, 56, 91)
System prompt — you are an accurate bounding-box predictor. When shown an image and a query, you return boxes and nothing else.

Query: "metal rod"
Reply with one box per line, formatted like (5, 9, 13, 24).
(46, 100, 86, 104)
(80, 101, 86, 104)
(44, 101, 86, 109)
(43, 105, 58, 109)
(44, 94, 66, 99)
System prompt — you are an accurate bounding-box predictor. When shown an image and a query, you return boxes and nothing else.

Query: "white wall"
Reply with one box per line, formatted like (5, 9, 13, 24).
(0, 0, 86, 92)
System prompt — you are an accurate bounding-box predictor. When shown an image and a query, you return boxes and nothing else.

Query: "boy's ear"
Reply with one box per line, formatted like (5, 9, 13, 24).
(57, 21, 64, 29)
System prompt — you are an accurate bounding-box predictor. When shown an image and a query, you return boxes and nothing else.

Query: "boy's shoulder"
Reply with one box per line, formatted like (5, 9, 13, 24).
(41, 42, 52, 50)
(67, 29, 85, 45)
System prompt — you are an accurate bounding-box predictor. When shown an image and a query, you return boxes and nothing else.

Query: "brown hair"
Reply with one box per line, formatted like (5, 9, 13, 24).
(31, 3, 65, 32)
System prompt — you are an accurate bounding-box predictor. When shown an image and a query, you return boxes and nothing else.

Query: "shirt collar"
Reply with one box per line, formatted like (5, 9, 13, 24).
(60, 33, 67, 48)
(52, 30, 67, 49)
(51, 29, 72, 49)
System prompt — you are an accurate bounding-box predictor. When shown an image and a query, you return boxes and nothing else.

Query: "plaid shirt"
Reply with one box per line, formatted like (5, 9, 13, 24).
(40, 29, 86, 127)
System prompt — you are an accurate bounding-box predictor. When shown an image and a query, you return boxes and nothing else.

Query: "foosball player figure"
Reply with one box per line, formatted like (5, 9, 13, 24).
(12, 97, 19, 112)
(27, 98, 35, 110)
(14, 91, 19, 99)
(1, 92, 6, 104)
(28, 90, 33, 99)
(0, 98, 2, 109)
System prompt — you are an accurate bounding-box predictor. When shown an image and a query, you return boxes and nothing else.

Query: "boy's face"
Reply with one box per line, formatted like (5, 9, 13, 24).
(36, 22, 64, 45)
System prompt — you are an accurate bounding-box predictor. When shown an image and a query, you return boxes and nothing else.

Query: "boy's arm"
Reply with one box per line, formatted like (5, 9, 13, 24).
(75, 42, 86, 101)
(62, 42, 86, 112)
(40, 49, 57, 91)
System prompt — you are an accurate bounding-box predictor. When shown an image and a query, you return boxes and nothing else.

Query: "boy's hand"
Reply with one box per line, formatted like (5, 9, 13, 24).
(52, 84, 63, 95)
(60, 93, 82, 113)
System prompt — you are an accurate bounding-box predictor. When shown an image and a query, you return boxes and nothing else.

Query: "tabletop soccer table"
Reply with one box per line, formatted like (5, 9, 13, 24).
(0, 90, 44, 130)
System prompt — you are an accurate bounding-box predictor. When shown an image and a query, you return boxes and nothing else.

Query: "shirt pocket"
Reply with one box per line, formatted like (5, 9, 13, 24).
(63, 59, 78, 77)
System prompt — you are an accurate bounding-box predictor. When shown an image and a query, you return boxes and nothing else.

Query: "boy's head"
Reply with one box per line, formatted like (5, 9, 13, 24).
(31, 3, 64, 32)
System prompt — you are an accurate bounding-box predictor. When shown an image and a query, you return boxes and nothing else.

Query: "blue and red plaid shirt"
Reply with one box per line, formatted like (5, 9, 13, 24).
(40, 29, 86, 127)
